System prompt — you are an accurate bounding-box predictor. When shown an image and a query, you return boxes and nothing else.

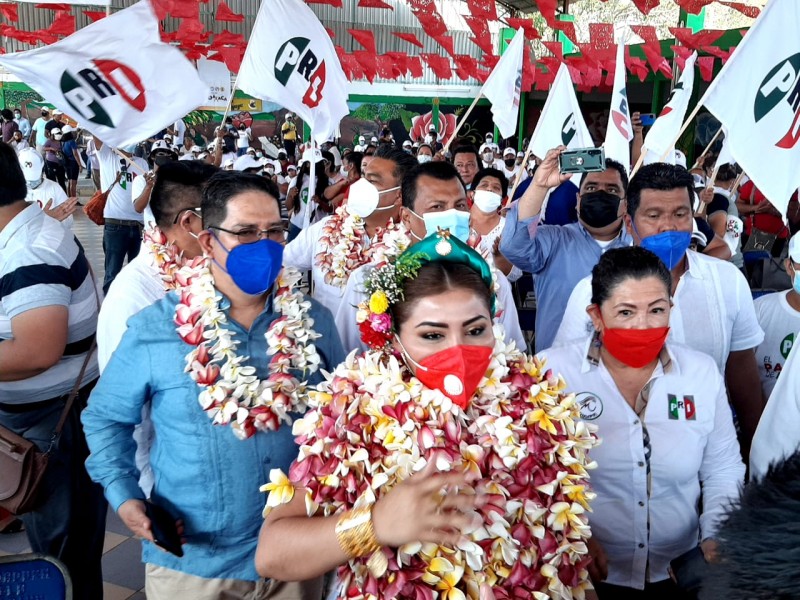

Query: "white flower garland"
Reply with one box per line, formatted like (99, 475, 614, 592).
(173, 260, 322, 439)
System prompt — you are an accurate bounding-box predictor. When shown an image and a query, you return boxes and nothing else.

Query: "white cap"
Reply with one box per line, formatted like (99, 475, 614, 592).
(18, 148, 44, 180)
(52, 109, 63, 115)
(674, 149, 687, 169)
(287, 163, 298, 172)
(485, 132, 493, 139)
(233, 154, 262, 171)
(517, 151, 524, 158)
(402, 140, 412, 148)
(61, 124, 75, 134)
(51, 128, 63, 137)
(328, 145, 342, 167)
(370, 136, 378, 144)
(358, 135, 365, 144)
(150, 139, 176, 155)
(222, 157, 235, 169)
(789, 231, 800, 262)
(503, 147, 516, 157)
(691, 219, 707, 247)
(190, 145, 202, 153)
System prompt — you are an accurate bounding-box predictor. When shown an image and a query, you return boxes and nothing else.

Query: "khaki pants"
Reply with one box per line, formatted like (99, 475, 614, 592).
(145, 564, 324, 600)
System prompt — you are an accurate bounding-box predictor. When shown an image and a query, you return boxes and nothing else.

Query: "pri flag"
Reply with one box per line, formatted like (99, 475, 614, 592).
(604, 40, 634, 171)
(0, 1, 207, 148)
(481, 28, 525, 139)
(529, 63, 593, 159)
(702, 0, 800, 219)
(644, 52, 698, 163)
(237, 0, 349, 145)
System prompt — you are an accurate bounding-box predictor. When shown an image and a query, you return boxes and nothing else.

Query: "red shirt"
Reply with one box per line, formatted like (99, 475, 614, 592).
(739, 180, 791, 238)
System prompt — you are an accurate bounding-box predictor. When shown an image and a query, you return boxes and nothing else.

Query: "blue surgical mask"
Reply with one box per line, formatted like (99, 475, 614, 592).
(639, 230, 692, 271)
(212, 233, 284, 295)
(792, 265, 800, 295)
(408, 208, 470, 243)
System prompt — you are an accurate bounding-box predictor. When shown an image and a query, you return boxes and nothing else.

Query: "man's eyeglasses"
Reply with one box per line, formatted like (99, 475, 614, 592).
(172, 207, 202, 225)
(209, 225, 286, 244)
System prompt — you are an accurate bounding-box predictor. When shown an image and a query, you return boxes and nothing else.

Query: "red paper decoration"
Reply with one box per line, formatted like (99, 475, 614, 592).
(357, 0, 393, 8)
(533, 0, 557, 27)
(306, 0, 343, 6)
(718, 2, 760, 18)
(348, 28, 376, 53)
(697, 56, 716, 82)
(0, 3, 19, 22)
(673, 0, 716, 14)
(34, 4, 71, 11)
(505, 18, 540, 40)
(630, 0, 660, 15)
(46, 12, 75, 36)
(82, 10, 107, 22)
(392, 31, 424, 48)
(216, 1, 244, 23)
(421, 53, 452, 80)
(466, 0, 497, 22)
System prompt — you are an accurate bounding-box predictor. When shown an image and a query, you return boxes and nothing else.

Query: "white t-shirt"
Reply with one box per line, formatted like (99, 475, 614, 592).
(236, 128, 251, 149)
(98, 144, 147, 222)
(750, 329, 800, 478)
(26, 178, 71, 228)
(753, 290, 800, 399)
(288, 174, 318, 230)
(283, 217, 349, 317)
(172, 119, 186, 147)
(130, 174, 156, 227)
(540, 339, 744, 588)
(335, 262, 527, 355)
(552, 250, 765, 373)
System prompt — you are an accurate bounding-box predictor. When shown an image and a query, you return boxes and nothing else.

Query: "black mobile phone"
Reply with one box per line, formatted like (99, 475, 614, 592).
(639, 113, 657, 127)
(144, 501, 184, 557)
(668, 545, 706, 592)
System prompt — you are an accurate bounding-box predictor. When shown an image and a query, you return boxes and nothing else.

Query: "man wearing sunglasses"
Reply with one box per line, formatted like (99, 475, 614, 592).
(85, 172, 344, 599)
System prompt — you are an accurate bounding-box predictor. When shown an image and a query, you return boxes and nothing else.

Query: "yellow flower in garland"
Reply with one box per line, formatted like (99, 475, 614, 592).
(261, 469, 295, 515)
(369, 290, 389, 314)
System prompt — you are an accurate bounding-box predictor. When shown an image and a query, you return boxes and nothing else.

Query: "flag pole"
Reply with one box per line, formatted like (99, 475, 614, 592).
(113, 148, 147, 175)
(442, 92, 483, 155)
(508, 145, 533, 200)
(629, 145, 648, 178)
(219, 70, 242, 131)
(691, 127, 723, 170)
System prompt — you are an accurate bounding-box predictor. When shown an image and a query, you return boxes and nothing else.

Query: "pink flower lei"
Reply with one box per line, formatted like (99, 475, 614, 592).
(173, 261, 322, 440)
(262, 331, 599, 599)
(143, 226, 206, 291)
(315, 205, 410, 289)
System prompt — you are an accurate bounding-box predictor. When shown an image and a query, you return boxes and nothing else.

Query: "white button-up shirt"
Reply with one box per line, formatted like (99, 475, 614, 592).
(552, 250, 764, 373)
(540, 339, 744, 588)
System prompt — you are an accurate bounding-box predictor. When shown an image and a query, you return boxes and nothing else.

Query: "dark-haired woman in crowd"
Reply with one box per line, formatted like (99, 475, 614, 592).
(541, 246, 745, 599)
(256, 233, 599, 600)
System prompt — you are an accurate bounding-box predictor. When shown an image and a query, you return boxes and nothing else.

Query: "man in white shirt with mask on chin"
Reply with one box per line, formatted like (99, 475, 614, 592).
(283, 145, 417, 319)
(19, 147, 77, 226)
(336, 161, 526, 353)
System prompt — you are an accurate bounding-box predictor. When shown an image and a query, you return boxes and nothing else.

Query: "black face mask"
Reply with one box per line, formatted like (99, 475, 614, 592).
(579, 190, 622, 229)
(504, 158, 515, 167)
(153, 155, 173, 167)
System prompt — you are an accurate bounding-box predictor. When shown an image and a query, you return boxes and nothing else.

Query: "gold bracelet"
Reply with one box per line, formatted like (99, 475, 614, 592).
(335, 506, 380, 559)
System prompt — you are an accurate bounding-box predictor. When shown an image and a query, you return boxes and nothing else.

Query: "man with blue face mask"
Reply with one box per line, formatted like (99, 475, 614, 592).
(553, 162, 765, 460)
(334, 161, 526, 353)
(83, 172, 344, 599)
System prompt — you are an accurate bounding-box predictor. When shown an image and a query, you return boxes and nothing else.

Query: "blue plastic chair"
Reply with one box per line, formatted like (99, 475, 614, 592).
(0, 553, 72, 599)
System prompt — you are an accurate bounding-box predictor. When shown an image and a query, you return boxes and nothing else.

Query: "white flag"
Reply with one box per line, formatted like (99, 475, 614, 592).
(529, 63, 593, 159)
(0, 1, 207, 149)
(713, 131, 735, 172)
(482, 28, 525, 140)
(197, 58, 232, 112)
(644, 52, 697, 162)
(238, 0, 349, 146)
(604, 41, 633, 171)
(702, 0, 800, 219)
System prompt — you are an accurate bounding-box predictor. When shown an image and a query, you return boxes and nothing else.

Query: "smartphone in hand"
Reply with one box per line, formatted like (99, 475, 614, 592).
(144, 501, 184, 557)
(639, 113, 656, 127)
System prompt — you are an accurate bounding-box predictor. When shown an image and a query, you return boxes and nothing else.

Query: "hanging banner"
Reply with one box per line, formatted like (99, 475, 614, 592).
(197, 57, 232, 112)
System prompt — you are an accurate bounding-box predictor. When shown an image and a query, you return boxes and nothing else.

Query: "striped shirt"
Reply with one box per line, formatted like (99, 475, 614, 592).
(0, 204, 100, 403)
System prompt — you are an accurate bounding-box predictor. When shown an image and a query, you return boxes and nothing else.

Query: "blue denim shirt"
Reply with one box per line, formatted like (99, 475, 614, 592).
(82, 290, 345, 581)
(499, 203, 632, 352)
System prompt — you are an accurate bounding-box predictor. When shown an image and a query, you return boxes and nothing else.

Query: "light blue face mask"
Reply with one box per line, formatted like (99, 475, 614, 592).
(408, 208, 471, 243)
(792, 265, 800, 295)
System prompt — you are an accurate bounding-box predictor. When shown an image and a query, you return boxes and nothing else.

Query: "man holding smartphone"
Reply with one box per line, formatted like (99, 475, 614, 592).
(500, 145, 632, 351)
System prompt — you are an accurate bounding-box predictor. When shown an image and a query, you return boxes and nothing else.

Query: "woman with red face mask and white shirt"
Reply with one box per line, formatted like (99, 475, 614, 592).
(539, 246, 745, 600)
(255, 232, 600, 600)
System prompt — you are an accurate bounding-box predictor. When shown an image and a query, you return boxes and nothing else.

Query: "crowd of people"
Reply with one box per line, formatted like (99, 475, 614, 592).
(1, 103, 799, 600)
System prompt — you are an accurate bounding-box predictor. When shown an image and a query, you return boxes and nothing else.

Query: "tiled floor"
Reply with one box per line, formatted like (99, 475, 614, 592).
(0, 177, 147, 598)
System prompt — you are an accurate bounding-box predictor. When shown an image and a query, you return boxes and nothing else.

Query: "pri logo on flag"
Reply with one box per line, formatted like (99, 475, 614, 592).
(562, 114, 578, 146)
(611, 89, 631, 138)
(274, 37, 326, 109)
(60, 60, 146, 128)
(755, 53, 800, 149)
(668, 393, 696, 421)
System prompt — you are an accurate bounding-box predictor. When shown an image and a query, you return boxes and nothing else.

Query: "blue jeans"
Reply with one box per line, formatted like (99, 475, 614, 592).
(0, 382, 107, 600)
(102, 222, 142, 294)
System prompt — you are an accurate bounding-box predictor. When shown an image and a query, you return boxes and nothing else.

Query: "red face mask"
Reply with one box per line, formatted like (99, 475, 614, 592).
(405, 344, 493, 409)
(601, 326, 670, 368)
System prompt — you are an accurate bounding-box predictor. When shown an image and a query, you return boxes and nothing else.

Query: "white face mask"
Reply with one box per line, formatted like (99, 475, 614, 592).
(346, 178, 400, 218)
(340, 165, 349, 177)
(26, 177, 43, 190)
(482, 152, 493, 162)
(472, 189, 502, 213)
(417, 154, 432, 164)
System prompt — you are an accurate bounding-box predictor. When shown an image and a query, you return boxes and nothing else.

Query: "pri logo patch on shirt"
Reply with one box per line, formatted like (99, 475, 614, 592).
(668, 394, 696, 421)
(575, 392, 603, 421)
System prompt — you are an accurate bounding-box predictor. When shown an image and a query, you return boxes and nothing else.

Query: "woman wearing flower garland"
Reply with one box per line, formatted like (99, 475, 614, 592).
(540, 247, 745, 599)
(257, 232, 598, 600)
